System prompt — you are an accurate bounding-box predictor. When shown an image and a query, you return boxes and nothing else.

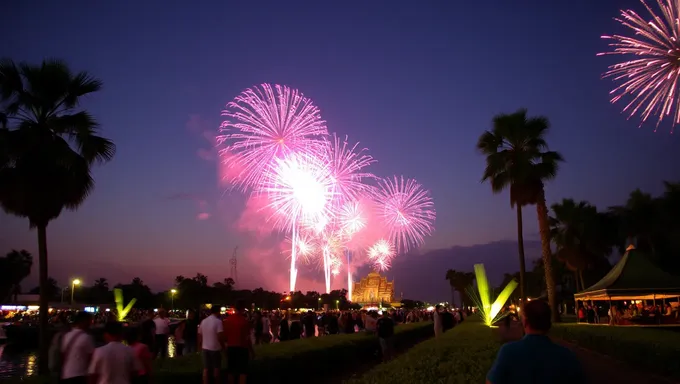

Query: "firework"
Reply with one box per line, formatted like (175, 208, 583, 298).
(375, 176, 436, 253)
(285, 233, 315, 264)
(599, 0, 680, 128)
(260, 153, 336, 292)
(260, 153, 336, 231)
(325, 134, 375, 202)
(217, 84, 328, 189)
(368, 239, 395, 271)
(338, 200, 367, 238)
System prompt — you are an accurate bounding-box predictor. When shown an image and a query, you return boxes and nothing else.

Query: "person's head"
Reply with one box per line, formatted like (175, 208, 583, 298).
(435, 304, 441, 312)
(235, 300, 246, 314)
(73, 311, 93, 330)
(210, 305, 221, 316)
(522, 300, 552, 335)
(186, 309, 196, 319)
(158, 308, 167, 318)
(104, 321, 124, 343)
(124, 327, 140, 345)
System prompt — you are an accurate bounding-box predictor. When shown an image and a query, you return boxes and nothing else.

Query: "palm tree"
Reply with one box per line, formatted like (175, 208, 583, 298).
(550, 199, 611, 291)
(93, 278, 109, 290)
(0, 249, 32, 302)
(0, 59, 115, 372)
(445, 269, 475, 308)
(477, 108, 563, 321)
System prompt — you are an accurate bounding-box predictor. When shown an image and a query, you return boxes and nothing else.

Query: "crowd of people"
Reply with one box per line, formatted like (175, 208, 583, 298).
(45, 303, 458, 384)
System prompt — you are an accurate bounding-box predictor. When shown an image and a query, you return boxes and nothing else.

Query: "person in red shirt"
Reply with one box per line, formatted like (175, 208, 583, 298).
(222, 300, 254, 384)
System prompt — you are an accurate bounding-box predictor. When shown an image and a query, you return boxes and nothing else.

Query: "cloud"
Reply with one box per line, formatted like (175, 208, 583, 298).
(165, 193, 213, 221)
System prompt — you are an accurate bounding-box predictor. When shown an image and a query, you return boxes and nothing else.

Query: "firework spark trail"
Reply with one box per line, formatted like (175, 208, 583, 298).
(368, 239, 395, 271)
(325, 134, 376, 203)
(217, 84, 328, 190)
(337, 200, 367, 301)
(375, 176, 436, 254)
(599, 0, 680, 129)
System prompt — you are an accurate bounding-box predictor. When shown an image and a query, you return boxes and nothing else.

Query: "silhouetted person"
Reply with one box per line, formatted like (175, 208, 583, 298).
(486, 300, 586, 384)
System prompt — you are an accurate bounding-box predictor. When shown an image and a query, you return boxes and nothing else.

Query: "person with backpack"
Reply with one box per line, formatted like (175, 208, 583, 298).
(52, 311, 95, 384)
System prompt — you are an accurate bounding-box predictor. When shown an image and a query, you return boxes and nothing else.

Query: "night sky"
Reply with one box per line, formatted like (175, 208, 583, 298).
(2, 0, 680, 302)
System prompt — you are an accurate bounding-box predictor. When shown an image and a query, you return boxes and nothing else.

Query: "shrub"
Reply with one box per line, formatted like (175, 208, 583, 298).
(153, 321, 432, 383)
(346, 319, 499, 384)
(551, 324, 680, 380)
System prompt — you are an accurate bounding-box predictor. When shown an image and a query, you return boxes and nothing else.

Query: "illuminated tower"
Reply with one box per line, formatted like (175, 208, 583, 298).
(230, 246, 238, 287)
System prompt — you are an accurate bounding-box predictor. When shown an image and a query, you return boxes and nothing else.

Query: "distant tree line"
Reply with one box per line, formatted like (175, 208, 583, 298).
(2, 265, 428, 310)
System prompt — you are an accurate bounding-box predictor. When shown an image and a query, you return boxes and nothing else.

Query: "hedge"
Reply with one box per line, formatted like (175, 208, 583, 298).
(346, 319, 499, 384)
(551, 324, 680, 380)
(10, 321, 433, 384)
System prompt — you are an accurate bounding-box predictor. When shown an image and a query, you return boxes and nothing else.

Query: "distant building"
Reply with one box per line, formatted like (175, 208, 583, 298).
(352, 271, 396, 306)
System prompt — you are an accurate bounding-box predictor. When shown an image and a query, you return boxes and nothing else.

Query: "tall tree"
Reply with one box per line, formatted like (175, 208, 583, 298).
(0, 249, 32, 302)
(445, 269, 475, 308)
(0, 59, 115, 372)
(477, 108, 563, 321)
(550, 199, 617, 291)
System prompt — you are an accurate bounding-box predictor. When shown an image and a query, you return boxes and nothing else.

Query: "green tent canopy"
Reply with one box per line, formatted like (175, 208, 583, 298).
(574, 245, 680, 301)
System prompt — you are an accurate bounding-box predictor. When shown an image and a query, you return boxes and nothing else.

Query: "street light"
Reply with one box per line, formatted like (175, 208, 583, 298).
(71, 279, 81, 306)
(317, 297, 321, 310)
(170, 289, 177, 310)
(335, 299, 339, 310)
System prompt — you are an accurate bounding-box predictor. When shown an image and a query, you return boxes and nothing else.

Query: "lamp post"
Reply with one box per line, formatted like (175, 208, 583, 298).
(170, 289, 177, 310)
(71, 279, 81, 306)
(317, 297, 321, 310)
(336, 299, 339, 310)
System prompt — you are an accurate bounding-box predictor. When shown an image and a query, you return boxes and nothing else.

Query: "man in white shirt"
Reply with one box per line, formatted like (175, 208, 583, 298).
(198, 306, 224, 384)
(152, 309, 170, 360)
(89, 321, 142, 384)
(59, 311, 95, 384)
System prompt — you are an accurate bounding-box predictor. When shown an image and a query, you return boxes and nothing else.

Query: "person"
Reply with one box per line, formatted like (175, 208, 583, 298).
(174, 320, 186, 356)
(88, 321, 142, 384)
(223, 300, 254, 384)
(198, 305, 224, 384)
(376, 311, 394, 361)
(486, 300, 586, 384)
(153, 309, 170, 360)
(433, 305, 443, 338)
(303, 311, 315, 338)
(56, 311, 95, 384)
(139, 310, 156, 352)
(125, 328, 152, 384)
(183, 309, 199, 355)
(364, 311, 377, 333)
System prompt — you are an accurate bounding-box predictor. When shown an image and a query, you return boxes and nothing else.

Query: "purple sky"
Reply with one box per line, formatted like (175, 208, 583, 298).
(2, 0, 680, 303)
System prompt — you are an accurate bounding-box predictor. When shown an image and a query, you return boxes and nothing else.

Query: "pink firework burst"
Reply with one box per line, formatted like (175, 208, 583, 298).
(338, 200, 367, 239)
(376, 176, 436, 253)
(599, 0, 680, 129)
(368, 239, 395, 271)
(259, 153, 336, 231)
(325, 134, 376, 202)
(217, 84, 328, 189)
(284, 233, 315, 264)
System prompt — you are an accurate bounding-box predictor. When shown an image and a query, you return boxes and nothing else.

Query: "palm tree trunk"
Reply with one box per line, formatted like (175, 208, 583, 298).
(515, 205, 527, 305)
(579, 270, 585, 292)
(536, 188, 559, 322)
(37, 224, 50, 374)
(450, 286, 457, 308)
(574, 270, 580, 292)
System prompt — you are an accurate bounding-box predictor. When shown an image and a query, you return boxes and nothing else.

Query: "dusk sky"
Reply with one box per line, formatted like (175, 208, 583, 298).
(3, 0, 680, 302)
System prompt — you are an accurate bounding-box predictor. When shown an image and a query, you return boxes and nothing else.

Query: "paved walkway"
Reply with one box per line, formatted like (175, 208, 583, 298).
(557, 340, 678, 384)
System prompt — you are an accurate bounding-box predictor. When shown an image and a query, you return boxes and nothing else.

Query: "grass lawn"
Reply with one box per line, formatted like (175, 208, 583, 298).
(346, 319, 499, 384)
(551, 323, 680, 380)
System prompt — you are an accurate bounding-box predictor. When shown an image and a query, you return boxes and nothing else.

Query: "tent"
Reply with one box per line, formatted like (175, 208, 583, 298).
(574, 245, 680, 301)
